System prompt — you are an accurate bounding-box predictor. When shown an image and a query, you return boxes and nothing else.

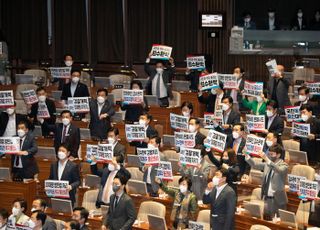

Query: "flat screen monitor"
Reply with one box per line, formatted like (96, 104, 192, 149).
(201, 13, 224, 28)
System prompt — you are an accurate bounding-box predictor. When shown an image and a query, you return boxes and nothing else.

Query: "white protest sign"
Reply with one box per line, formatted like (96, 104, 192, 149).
(292, 122, 310, 138)
(137, 147, 160, 165)
(122, 90, 144, 104)
(44, 180, 70, 198)
(243, 81, 263, 97)
(189, 221, 205, 230)
(299, 180, 319, 200)
(96, 144, 113, 163)
(0, 137, 20, 154)
(37, 101, 50, 118)
(156, 161, 173, 180)
(245, 134, 265, 156)
(204, 113, 215, 129)
(20, 90, 38, 105)
(170, 113, 189, 131)
(68, 97, 90, 113)
(265, 59, 279, 75)
(150, 44, 172, 60)
(199, 73, 219, 91)
(0, 90, 14, 108)
(284, 106, 301, 122)
(14, 224, 33, 230)
(218, 74, 238, 89)
(214, 104, 224, 126)
(125, 124, 146, 141)
(186, 55, 205, 70)
(305, 82, 320, 95)
(86, 144, 98, 161)
(246, 114, 265, 132)
(174, 132, 196, 148)
(49, 67, 72, 79)
(179, 147, 201, 167)
(288, 174, 307, 192)
(204, 129, 227, 153)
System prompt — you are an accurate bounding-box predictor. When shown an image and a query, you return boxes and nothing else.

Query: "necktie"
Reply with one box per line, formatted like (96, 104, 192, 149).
(261, 168, 273, 199)
(61, 126, 67, 143)
(15, 139, 23, 167)
(114, 196, 119, 209)
(156, 73, 161, 98)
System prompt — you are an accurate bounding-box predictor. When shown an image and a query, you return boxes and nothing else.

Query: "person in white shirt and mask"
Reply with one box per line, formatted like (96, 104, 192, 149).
(264, 132, 285, 160)
(180, 101, 194, 119)
(7, 198, 30, 228)
(55, 54, 74, 90)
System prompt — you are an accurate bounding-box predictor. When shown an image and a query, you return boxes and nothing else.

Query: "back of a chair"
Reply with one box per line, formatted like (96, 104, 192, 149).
(24, 69, 47, 84)
(54, 219, 65, 230)
(15, 99, 28, 115)
(199, 128, 209, 137)
(126, 167, 143, 181)
(163, 149, 179, 161)
(282, 139, 300, 151)
(110, 89, 123, 103)
(81, 71, 91, 88)
(250, 225, 271, 230)
(109, 74, 132, 88)
(197, 209, 210, 224)
(291, 165, 315, 180)
(167, 175, 181, 188)
(94, 76, 110, 88)
(80, 128, 91, 140)
(15, 84, 38, 100)
(249, 169, 263, 185)
(82, 189, 99, 211)
(137, 201, 166, 222)
(296, 200, 311, 225)
(169, 91, 181, 107)
(250, 187, 262, 201)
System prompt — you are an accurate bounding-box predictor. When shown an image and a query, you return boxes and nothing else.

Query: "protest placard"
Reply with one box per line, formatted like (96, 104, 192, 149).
(44, 180, 70, 198)
(243, 81, 263, 97)
(305, 82, 320, 95)
(156, 161, 173, 180)
(48, 67, 72, 79)
(186, 55, 205, 70)
(96, 144, 113, 162)
(204, 129, 227, 153)
(174, 132, 196, 148)
(37, 101, 50, 118)
(179, 147, 201, 167)
(265, 59, 279, 75)
(122, 90, 144, 104)
(86, 144, 98, 161)
(20, 89, 38, 105)
(292, 122, 310, 138)
(68, 97, 90, 113)
(284, 106, 300, 122)
(150, 44, 172, 60)
(125, 124, 146, 141)
(299, 180, 319, 200)
(288, 174, 307, 192)
(199, 73, 219, 91)
(245, 134, 265, 156)
(246, 114, 265, 132)
(0, 90, 14, 108)
(0, 137, 20, 154)
(170, 113, 189, 130)
(137, 147, 160, 165)
(204, 113, 215, 129)
(188, 221, 205, 230)
(218, 74, 238, 89)
(214, 104, 224, 126)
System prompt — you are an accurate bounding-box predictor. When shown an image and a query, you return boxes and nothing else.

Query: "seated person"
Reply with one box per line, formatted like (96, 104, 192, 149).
(0, 208, 9, 230)
(295, 86, 319, 117)
(11, 121, 39, 180)
(31, 199, 56, 230)
(72, 207, 89, 230)
(242, 91, 268, 115)
(28, 86, 56, 136)
(48, 143, 81, 206)
(89, 88, 115, 140)
(263, 8, 281, 30)
(121, 80, 149, 124)
(239, 11, 257, 30)
(7, 198, 30, 228)
(156, 176, 198, 229)
(29, 210, 47, 230)
(263, 100, 284, 135)
(180, 101, 194, 118)
(64, 220, 80, 230)
(198, 81, 224, 113)
(188, 117, 206, 147)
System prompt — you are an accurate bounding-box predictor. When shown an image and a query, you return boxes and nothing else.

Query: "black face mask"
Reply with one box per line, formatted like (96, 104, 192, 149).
(222, 159, 230, 165)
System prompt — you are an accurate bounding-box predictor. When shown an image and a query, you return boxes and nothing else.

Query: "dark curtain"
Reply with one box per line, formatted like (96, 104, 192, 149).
(54, 0, 88, 64)
(0, 0, 48, 61)
(128, 0, 162, 63)
(91, 0, 124, 63)
(164, 0, 198, 64)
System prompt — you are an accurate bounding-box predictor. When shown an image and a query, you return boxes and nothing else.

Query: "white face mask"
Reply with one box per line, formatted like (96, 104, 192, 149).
(266, 110, 274, 117)
(97, 96, 105, 104)
(189, 124, 196, 133)
(147, 143, 156, 149)
(221, 103, 229, 111)
(256, 96, 263, 103)
(266, 140, 273, 147)
(298, 95, 307, 102)
(62, 118, 70, 126)
(268, 12, 275, 18)
(58, 151, 67, 160)
(182, 111, 190, 117)
(72, 77, 80, 84)
(297, 12, 303, 18)
(211, 88, 217, 95)
(301, 114, 309, 122)
(108, 137, 115, 145)
(212, 177, 220, 186)
(232, 131, 240, 139)
(12, 207, 21, 216)
(233, 73, 241, 78)
(156, 68, 164, 74)
(38, 95, 46, 102)
(65, 60, 73, 67)
(139, 119, 146, 126)
(179, 185, 187, 193)
(244, 17, 251, 23)
(31, 208, 37, 213)
(108, 164, 115, 171)
(6, 108, 15, 115)
(17, 129, 26, 138)
(28, 220, 36, 229)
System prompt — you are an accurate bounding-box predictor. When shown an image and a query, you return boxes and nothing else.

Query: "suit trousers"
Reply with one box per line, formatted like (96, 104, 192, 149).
(264, 197, 286, 219)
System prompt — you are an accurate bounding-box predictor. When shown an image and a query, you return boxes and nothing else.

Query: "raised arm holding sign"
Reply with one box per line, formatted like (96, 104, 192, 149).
(292, 122, 310, 138)
(0, 137, 20, 154)
(265, 59, 279, 75)
(20, 90, 38, 105)
(156, 161, 173, 180)
(186, 55, 205, 70)
(243, 81, 263, 97)
(244, 134, 265, 156)
(218, 74, 238, 89)
(284, 106, 301, 122)
(246, 114, 265, 132)
(170, 113, 189, 131)
(125, 124, 146, 142)
(150, 44, 172, 60)
(137, 147, 160, 165)
(0, 90, 14, 108)
(49, 67, 72, 79)
(204, 129, 227, 153)
(305, 82, 320, 95)
(179, 147, 201, 167)
(67, 97, 90, 113)
(96, 144, 113, 163)
(174, 132, 196, 148)
(122, 90, 144, 104)
(199, 73, 219, 91)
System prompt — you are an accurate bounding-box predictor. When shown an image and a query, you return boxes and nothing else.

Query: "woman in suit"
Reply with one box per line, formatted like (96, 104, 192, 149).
(48, 143, 80, 206)
(7, 198, 30, 228)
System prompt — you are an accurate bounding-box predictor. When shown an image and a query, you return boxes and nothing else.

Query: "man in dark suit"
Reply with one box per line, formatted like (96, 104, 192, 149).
(263, 8, 281, 30)
(189, 117, 206, 146)
(225, 66, 245, 111)
(101, 174, 136, 230)
(31, 199, 57, 230)
(41, 110, 80, 158)
(263, 100, 284, 135)
(72, 207, 89, 230)
(295, 86, 319, 117)
(198, 82, 224, 113)
(106, 127, 125, 161)
(132, 113, 158, 149)
(238, 11, 256, 30)
(52, 53, 74, 90)
(28, 87, 56, 136)
(144, 52, 175, 107)
(11, 121, 39, 180)
(291, 9, 308, 30)
(203, 168, 237, 230)
(48, 143, 80, 206)
(89, 88, 115, 140)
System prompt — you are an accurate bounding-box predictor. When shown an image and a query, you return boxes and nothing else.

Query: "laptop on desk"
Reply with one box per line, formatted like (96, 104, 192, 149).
(51, 198, 72, 214)
(0, 167, 11, 181)
(288, 149, 308, 165)
(127, 180, 148, 196)
(147, 214, 167, 230)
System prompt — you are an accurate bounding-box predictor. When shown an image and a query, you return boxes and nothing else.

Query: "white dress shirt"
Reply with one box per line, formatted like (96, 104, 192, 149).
(152, 73, 167, 98)
(14, 136, 26, 168)
(3, 114, 16, 137)
(268, 18, 275, 30)
(215, 183, 228, 199)
(267, 115, 276, 129)
(97, 102, 104, 115)
(102, 168, 119, 204)
(58, 160, 68, 180)
(70, 83, 78, 97)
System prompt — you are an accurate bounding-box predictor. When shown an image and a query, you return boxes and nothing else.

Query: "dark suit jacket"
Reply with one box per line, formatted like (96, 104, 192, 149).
(121, 97, 148, 123)
(144, 63, 174, 99)
(89, 99, 115, 140)
(262, 18, 281, 30)
(0, 112, 32, 136)
(267, 76, 291, 111)
(104, 193, 137, 230)
(113, 142, 126, 162)
(185, 71, 200, 91)
(294, 100, 319, 117)
(203, 184, 237, 230)
(61, 82, 90, 100)
(11, 132, 39, 179)
(265, 115, 284, 135)
(238, 21, 256, 30)
(216, 109, 240, 135)
(43, 215, 57, 230)
(44, 123, 80, 158)
(225, 78, 245, 105)
(133, 125, 158, 149)
(198, 93, 217, 113)
(226, 137, 248, 176)
(48, 160, 80, 204)
(291, 18, 308, 30)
